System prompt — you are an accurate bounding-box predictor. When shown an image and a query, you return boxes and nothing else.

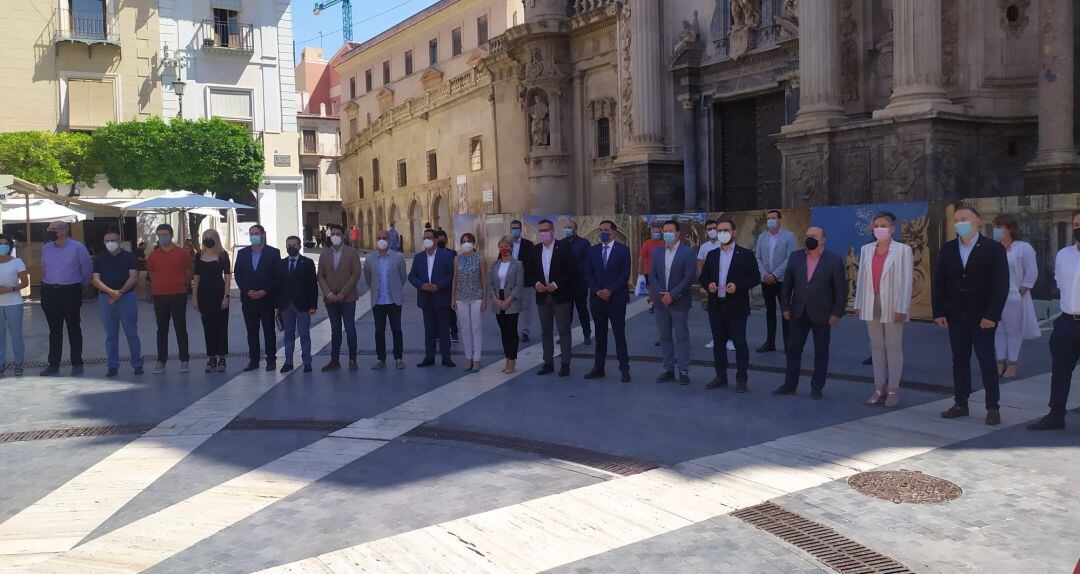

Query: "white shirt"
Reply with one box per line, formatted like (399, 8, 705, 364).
(717, 246, 735, 298)
(664, 246, 678, 288)
(332, 247, 342, 269)
(541, 241, 555, 285)
(426, 249, 437, 282)
(602, 241, 615, 267)
(1056, 244, 1080, 315)
(958, 234, 978, 268)
(512, 239, 522, 260)
(498, 260, 510, 290)
(0, 258, 26, 307)
(767, 232, 779, 269)
(697, 240, 721, 261)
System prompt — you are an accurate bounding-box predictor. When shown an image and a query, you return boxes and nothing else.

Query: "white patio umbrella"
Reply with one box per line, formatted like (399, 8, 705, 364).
(1, 198, 88, 223)
(121, 191, 253, 245)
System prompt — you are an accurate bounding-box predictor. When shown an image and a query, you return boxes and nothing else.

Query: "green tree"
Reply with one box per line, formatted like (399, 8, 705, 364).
(52, 132, 102, 196)
(0, 131, 69, 189)
(92, 117, 172, 191)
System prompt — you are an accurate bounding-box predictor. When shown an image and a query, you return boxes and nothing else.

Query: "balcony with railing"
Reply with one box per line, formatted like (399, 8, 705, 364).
(55, 6, 120, 46)
(200, 19, 254, 55)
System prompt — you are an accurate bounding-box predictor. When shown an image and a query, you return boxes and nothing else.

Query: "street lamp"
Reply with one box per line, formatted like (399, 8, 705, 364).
(172, 79, 187, 118)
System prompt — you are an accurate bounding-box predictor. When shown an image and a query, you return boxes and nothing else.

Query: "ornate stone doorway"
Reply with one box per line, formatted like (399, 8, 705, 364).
(714, 92, 785, 211)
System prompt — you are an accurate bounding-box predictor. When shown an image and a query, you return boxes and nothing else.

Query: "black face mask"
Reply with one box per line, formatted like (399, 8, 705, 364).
(1074, 228, 1080, 244)
(286, 247, 300, 257)
(805, 237, 820, 251)
(202, 239, 216, 249)
(46, 231, 59, 242)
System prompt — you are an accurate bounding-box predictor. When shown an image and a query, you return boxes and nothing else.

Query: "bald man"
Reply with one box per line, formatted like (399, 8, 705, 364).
(775, 226, 847, 398)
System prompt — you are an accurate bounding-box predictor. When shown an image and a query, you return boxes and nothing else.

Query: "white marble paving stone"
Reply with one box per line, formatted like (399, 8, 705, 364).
(328, 417, 428, 441)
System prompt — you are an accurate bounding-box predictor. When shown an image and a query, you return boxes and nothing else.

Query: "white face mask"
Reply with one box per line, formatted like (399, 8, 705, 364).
(330, 235, 343, 247)
(377, 239, 389, 251)
(717, 231, 733, 245)
(707, 229, 719, 240)
(105, 241, 120, 252)
(423, 238, 435, 250)
(460, 242, 475, 253)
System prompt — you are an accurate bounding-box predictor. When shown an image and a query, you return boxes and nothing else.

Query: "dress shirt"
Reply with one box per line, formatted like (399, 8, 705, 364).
(768, 232, 779, 269)
(332, 247, 343, 269)
(697, 240, 721, 261)
(288, 257, 299, 274)
(717, 246, 735, 298)
(806, 252, 821, 282)
(1056, 244, 1080, 315)
(664, 246, 677, 288)
(426, 249, 437, 282)
(251, 247, 262, 271)
(602, 241, 614, 267)
(498, 260, 510, 289)
(958, 235, 977, 268)
(42, 239, 93, 286)
(541, 242, 555, 285)
(512, 239, 522, 260)
(376, 254, 393, 305)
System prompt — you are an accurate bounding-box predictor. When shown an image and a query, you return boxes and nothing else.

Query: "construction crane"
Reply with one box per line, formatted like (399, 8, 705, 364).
(313, 0, 353, 42)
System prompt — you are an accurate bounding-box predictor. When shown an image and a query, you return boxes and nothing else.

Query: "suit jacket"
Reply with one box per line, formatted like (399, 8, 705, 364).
(408, 248, 455, 308)
(317, 245, 362, 302)
(514, 238, 535, 284)
(853, 241, 913, 322)
(488, 257, 525, 315)
(527, 240, 578, 305)
(647, 244, 697, 311)
(700, 245, 761, 316)
(584, 241, 631, 306)
(781, 249, 847, 323)
(276, 255, 318, 312)
(755, 228, 798, 282)
(234, 245, 281, 301)
(364, 250, 408, 306)
(932, 234, 1009, 326)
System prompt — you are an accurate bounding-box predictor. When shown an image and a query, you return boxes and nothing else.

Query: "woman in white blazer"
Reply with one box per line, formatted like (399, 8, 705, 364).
(991, 215, 1040, 379)
(853, 212, 914, 407)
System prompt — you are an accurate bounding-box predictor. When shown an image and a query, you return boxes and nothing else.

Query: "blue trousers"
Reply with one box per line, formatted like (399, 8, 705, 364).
(0, 304, 25, 366)
(281, 303, 312, 367)
(1047, 315, 1079, 417)
(100, 292, 143, 369)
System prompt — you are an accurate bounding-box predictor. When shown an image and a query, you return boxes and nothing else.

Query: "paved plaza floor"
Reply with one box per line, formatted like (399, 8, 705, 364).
(0, 277, 1076, 573)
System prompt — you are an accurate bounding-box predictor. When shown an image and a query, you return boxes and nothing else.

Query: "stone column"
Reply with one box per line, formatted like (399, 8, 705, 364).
(874, 0, 961, 117)
(629, 0, 664, 150)
(680, 95, 699, 209)
(785, 0, 844, 130)
(1029, 0, 1080, 166)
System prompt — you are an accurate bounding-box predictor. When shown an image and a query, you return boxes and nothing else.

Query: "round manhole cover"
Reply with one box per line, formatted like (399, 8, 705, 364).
(848, 470, 962, 504)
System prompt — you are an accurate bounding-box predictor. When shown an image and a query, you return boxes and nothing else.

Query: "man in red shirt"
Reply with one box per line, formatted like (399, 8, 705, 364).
(147, 224, 193, 374)
(349, 225, 360, 246)
(639, 223, 665, 313)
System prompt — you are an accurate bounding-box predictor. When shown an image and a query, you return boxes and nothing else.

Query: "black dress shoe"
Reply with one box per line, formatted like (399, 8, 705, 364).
(71, 365, 84, 376)
(558, 365, 570, 377)
(705, 378, 728, 390)
(537, 364, 555, 376)
(655, 370, 675, 383)
(442, 360, 457, 368)
(584, 336, 593, 345)
(584, 369, 605, 380)
(810, 389, 824, 400)
(521, 333, 530, 342)
(678, 372, 691, 386)
(1027, 415, 1065, 431)
(772, 384, 797, 395)
(322, 361, 342, 372)
(416, 359, 435, 368)
(133, 366, 144, 375)
(39, 366, 60, 377)
(106, 367, 119, 377)
(940, 404, 969, 419)
(243, 362, 259, 372)
(755, 344, 776, 353)
(862, 356, 873, 365)
(265, 362, 277, 372)
(986, 409, 1001, 426)
(280, 364, 294, 374)
(735, 379, 748, 393)
(303, 364, 313, 373)
(620, 371, 631, 383)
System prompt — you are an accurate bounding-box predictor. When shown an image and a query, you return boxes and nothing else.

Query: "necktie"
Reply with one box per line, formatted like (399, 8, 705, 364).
(289, 258, 296, 274)
(603, 245, 610, 268)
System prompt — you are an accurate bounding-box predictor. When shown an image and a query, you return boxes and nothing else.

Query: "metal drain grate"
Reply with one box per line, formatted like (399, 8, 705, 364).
(223, 418, 352, 433)
(0, 423, 157, 444)
(404, 425, 658, 476)
(732, 502, 915, 574)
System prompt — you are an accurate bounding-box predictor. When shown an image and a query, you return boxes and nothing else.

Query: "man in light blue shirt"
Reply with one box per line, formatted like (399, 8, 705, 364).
(364, 229, 407, 369)
(754, 210, 797, 352)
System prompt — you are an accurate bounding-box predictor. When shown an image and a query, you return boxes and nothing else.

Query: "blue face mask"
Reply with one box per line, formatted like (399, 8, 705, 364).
(663, 232, 677, 244)
(598, 231, 612, 244)
(250, 234, 263, 246)
(511, 228, 522, 239)
(564, 227, 574, 238)
(651, 232, 662, 241)
(766, 219, 779, 230)
(954, 221, 974, 238)
(991, 228, 1005, 242)
(0, 245, 10, 257)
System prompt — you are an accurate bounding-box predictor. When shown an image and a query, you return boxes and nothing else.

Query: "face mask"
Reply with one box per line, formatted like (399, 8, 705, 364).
(423, 238, 435, 250)
(663, 232, 677, 244)
(805, 237, 820, 251)
(377, 239, 390, 251)
(717, 231, 732, 245)
(286, 246, 300, 257)
(766, 219, 779, 230)
(563, 228, 574, 238)
(250, 235, 263, 246)
(651, 232, 662, 241)
(873, 227, 892, 242)
(460, 242, 475, 253)
(538, 231, 553, 244)
(511, 228, 522, 239)
(499, 247, 512, 257)
(991, 228, 1005, 242)
(707, 229, 718, 240)
(46, 231, 59, 242)
(105, 241, 119, 252)
(599, 231, 612, 244)
(0, 245, 12, 257)
(330, 235, 343, 247)
(202, 238, 216, 249)
(954, 221, 973, 238)
(158, 235, 173, 247)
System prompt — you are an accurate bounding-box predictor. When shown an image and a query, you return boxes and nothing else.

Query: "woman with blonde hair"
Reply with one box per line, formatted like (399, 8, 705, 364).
(192, 228, 232, 372)
(991, 214, 1039, 379)
(489, 234, 524, 373)
(854, 212, 914, 407)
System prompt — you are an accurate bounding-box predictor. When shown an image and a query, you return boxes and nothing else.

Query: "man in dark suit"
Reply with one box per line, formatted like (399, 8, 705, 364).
(933, 206, 1009, 425)
(700, 218, 761, 392)
(277, 236, 318, 373)
(775, 226, 847, 398)
(436, 228, 460, 342)
(510, 219, 536, 342)
(408, 228, 456, 367)
(234, 225, 281, 372)
(563, 220, 593, 345)
(583, 220, 632, 382)
(528, 218, 578, 377)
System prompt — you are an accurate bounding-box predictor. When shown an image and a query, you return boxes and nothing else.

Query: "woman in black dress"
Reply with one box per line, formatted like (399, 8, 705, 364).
(192, 229, 232, 372)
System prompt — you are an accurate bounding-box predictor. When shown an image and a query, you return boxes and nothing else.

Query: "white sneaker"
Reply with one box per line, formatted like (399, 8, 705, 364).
(180, 361, 190, 373)
(705, 340, 714, 349)
(152, 362, 166, 374)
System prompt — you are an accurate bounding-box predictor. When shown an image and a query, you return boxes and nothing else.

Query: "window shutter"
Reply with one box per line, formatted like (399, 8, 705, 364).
(68, 78, 116, 130)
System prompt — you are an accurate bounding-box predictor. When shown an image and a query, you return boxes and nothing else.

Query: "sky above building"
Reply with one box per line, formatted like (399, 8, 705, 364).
(292, 0, 442, 63)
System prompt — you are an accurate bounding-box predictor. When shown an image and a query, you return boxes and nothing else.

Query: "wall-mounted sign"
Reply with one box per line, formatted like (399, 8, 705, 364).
(482, 188, 494, 204)
(274, 155, 291, 167)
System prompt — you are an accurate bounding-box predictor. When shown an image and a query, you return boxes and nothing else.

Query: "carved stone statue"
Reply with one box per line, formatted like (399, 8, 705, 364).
(678, 12, 700, 44)
(529, 96, 550, 147)
(730, 0, 761, 29)
(784, 0, 798, 21)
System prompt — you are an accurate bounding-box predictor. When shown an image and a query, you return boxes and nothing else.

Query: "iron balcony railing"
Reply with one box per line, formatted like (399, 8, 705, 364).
(201, 19, 254, 53)
(55, 6, 120, 45)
